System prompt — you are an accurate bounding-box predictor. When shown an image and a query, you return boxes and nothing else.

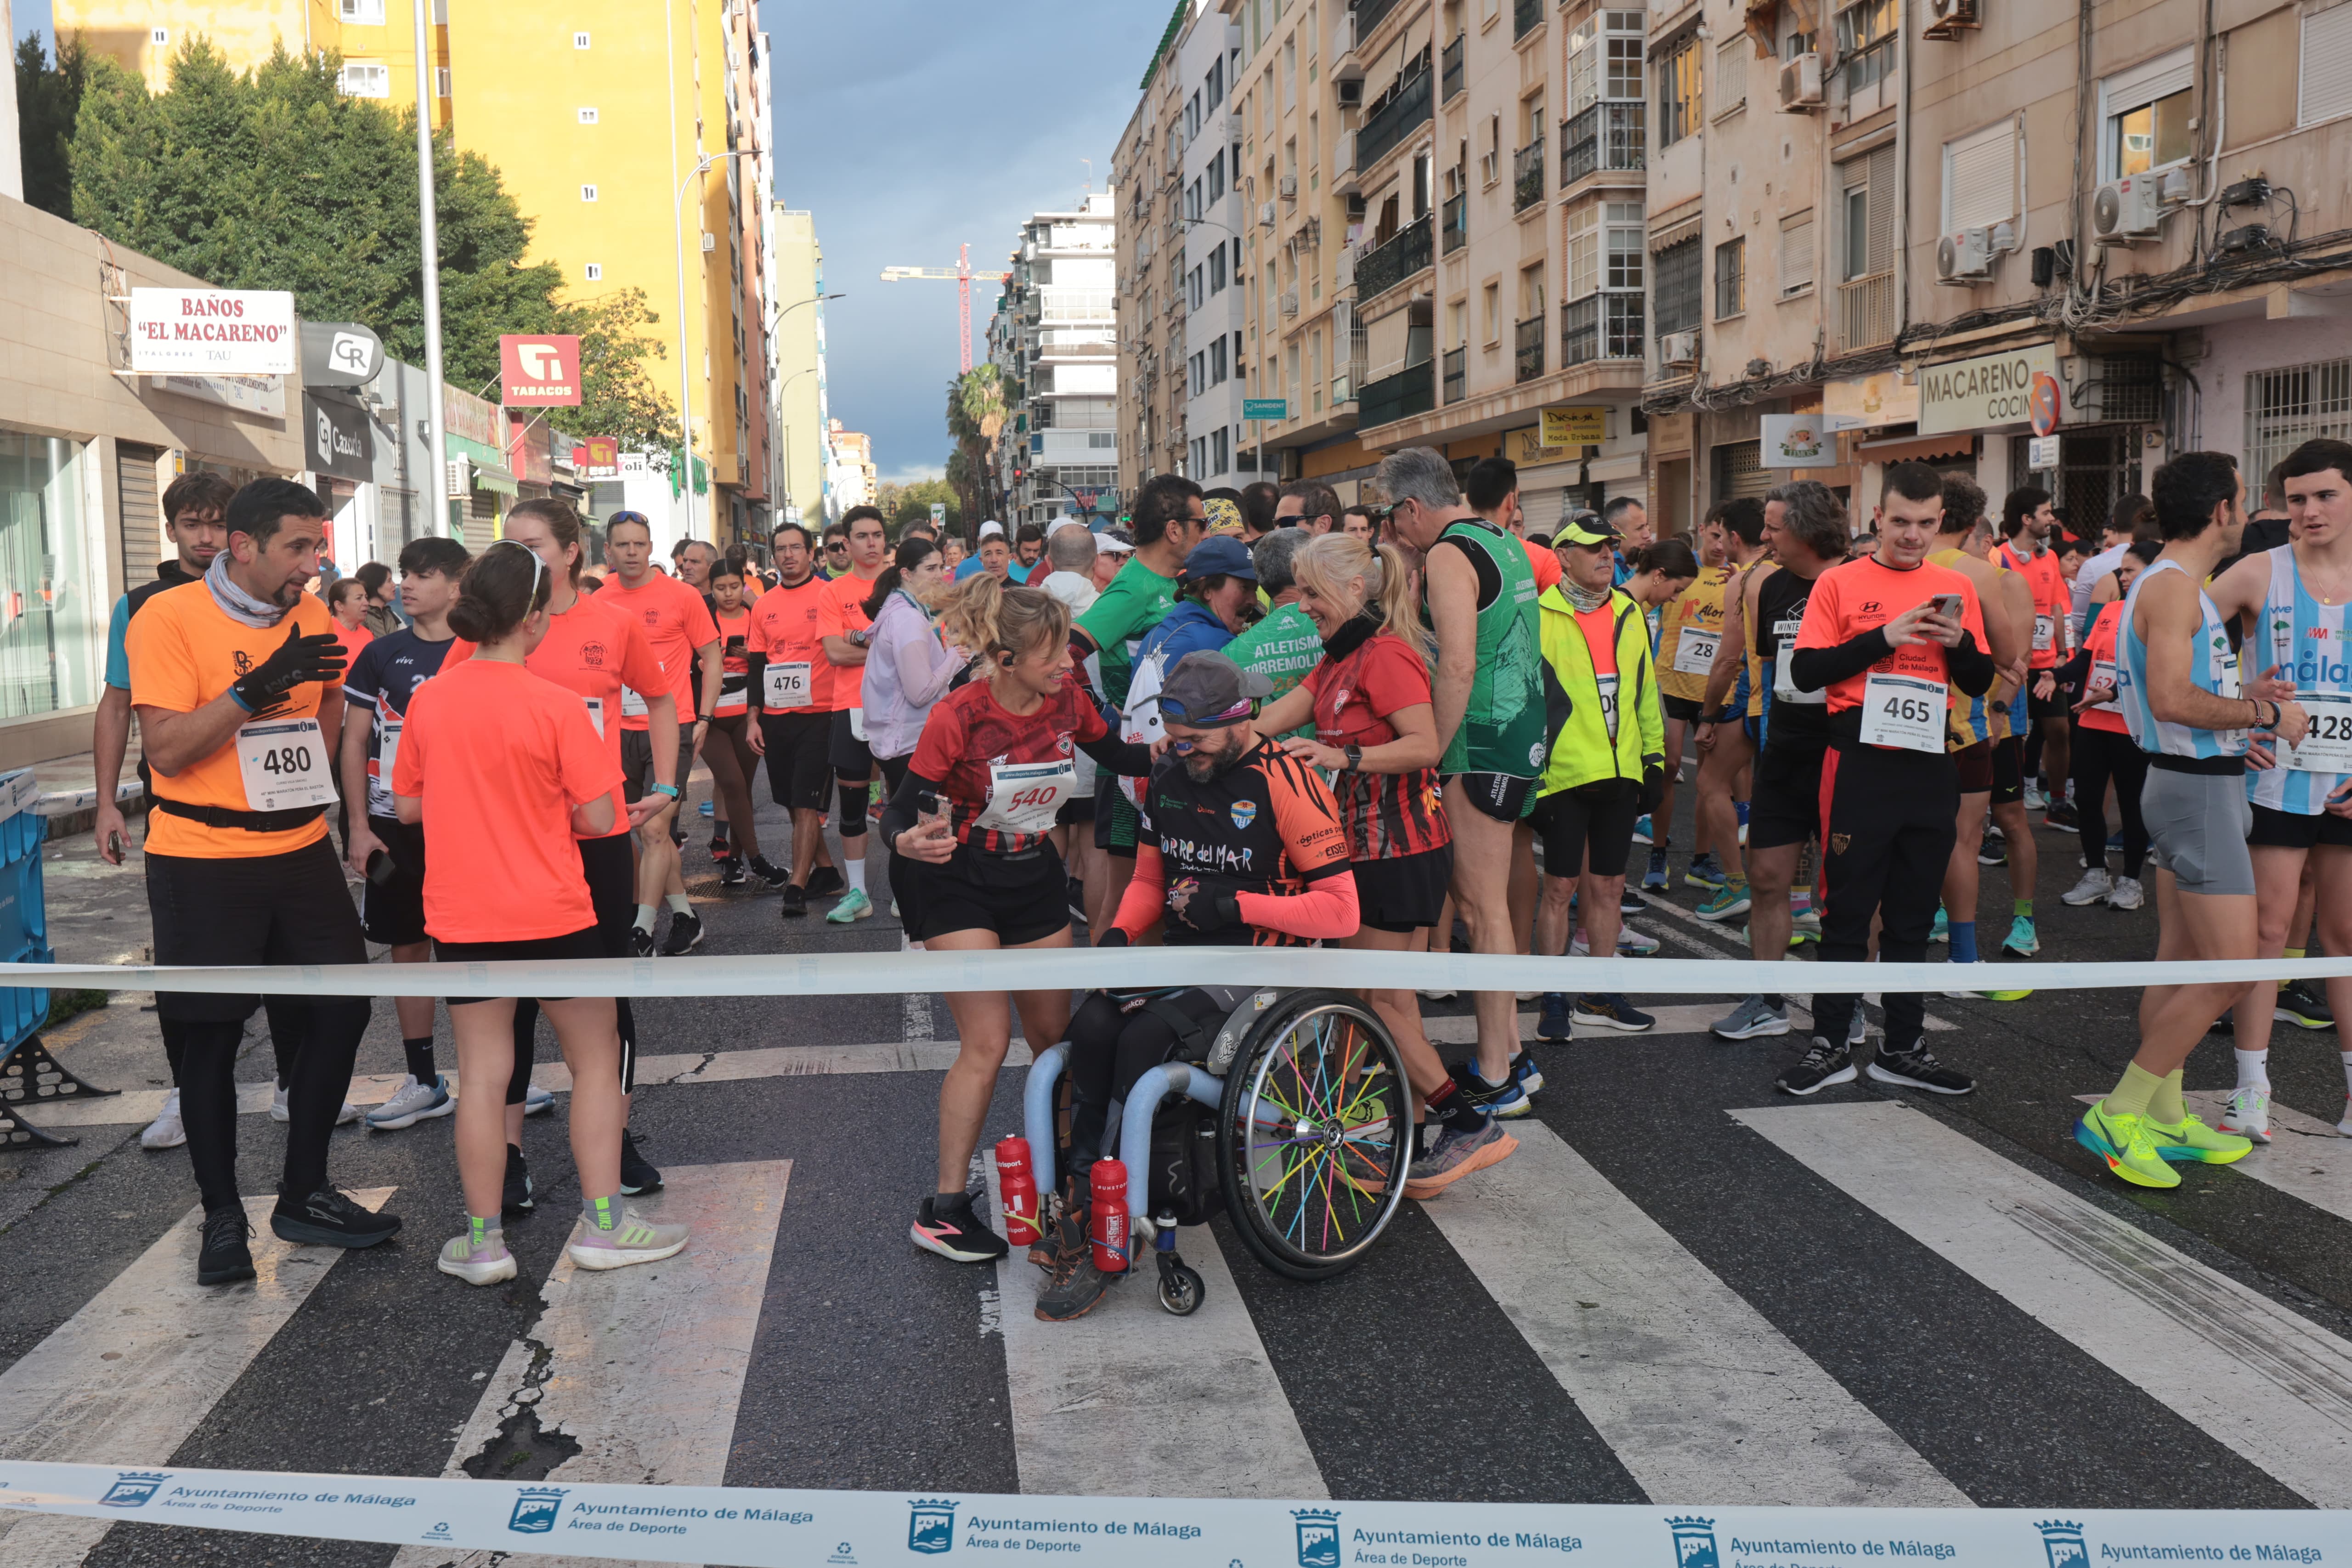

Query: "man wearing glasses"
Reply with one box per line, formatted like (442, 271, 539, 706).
(1273, 480, 1340, 536)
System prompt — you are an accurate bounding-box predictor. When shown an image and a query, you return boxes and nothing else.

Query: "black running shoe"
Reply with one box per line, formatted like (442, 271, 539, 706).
(658, 911, 704, 956)
(628, 925, 657, 958)
(619, 1127, 663, 1195)
(270, 1188, 401, 1248)
(502, 1143, 535, 1216)
(1866, 1044, 1976, 1096)
(2207, 1008, 2235, 1036)
(708, 832, 732, 860)
(778, 882, 808, 918)
(197, 1206, 256, 1285)
(910, 1192, 1008, 1262)
(1775, 1037, 1857, 1097)
(746, 854, 791, 889)
(717, 855, 747, 888)
(807, 866, 847, 897)
(2276, 979, 2334, 1030)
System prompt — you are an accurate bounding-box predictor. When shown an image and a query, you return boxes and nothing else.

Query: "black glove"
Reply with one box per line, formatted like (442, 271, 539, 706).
(1093, 926, 1130, 949)
(230, 625, 347, 717)
(1165, 874, 1244, 934)
(1640, 760, 1664, 816)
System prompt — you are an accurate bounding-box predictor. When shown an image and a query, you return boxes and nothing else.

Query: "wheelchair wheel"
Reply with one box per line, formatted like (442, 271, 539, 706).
(1216, 988, 1411, 1281)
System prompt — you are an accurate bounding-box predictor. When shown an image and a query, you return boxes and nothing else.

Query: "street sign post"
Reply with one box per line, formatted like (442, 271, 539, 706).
(1244, 399, 1288, 483)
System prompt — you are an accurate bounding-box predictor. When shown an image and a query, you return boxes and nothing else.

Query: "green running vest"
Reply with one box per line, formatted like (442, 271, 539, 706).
(1426, 518, 1545, 777)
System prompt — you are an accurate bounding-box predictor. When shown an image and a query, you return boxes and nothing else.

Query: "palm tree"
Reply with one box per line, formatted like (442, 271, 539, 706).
(944, 368, 1010, 531)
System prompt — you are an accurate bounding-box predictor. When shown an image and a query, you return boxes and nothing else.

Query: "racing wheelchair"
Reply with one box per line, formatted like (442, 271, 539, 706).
(1022, 985, 1413, 1316)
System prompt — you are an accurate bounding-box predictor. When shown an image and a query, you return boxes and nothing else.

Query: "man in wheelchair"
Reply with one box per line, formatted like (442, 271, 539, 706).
(1036, 653, 1362, 1321)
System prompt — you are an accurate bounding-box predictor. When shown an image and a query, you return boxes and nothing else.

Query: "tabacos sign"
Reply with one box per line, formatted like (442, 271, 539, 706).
(500, 334, 583, 406)
(1918, 344, 2061, 436)
(128, 289, 297, 376)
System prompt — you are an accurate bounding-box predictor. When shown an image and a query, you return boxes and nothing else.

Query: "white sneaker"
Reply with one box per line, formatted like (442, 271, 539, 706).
(365, 1074, 454, 1131)
(2219, 1086, 2272, 1143)
(271, 1085, 360, 1126)
(2024, 780, 2047, 811)
(2340, 1095, 2352, 1138)
(2061, 867, 2113, 906)
(2107, 876, 2145, 911)
(140, 1088, 186, 1150)
(523, 1083, 555, 1116)
(1419, 988, 1459, 1002)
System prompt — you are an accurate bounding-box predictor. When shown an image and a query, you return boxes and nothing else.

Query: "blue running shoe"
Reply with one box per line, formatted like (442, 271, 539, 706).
(1685, 851, 1726, 890)
(1536, 993, 1572, 1042)
(1510, 1050, 1544, 1097)
(1641, 847, 1668, 891)
(1632, 814, 1655, 846)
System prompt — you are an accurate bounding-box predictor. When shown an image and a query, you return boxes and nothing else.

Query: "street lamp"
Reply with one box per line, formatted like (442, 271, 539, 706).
(673, 150, 758, 539)
(768, 295, 841, 517)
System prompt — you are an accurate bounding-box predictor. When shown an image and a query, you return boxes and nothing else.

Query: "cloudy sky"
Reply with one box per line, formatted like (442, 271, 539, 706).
(15, 0, 1175, 485)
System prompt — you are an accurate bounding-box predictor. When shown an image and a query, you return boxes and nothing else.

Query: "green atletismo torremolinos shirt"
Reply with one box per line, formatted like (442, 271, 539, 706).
(1223, 601, 1323, 741)
(1075, 555, 1179, 711)
(1424, 516, 1545, 779)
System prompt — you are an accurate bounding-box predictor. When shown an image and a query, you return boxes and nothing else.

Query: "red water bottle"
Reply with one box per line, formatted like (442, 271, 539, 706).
(1088, 1159, 1130, 1274)
(995, 1137, 1039, 1246)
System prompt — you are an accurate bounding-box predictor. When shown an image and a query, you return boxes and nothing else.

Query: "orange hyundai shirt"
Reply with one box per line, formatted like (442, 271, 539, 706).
(1998, 540, 2067, 670)
(747, 574, 840, 714)
(600, 571, 719, 728)
(125, 583, 339, 860)
(1792, 554, 1988, 715)
(821, 571, 883, 710)
(329, 619, 373, 663)
(391, 658, 622, 943)
(443, 593, 667, 838)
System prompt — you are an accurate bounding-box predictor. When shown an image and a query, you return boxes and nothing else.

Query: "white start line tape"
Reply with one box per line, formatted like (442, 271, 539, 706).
(0, 1460, 2339, 1567)
(5, 949, 2352, 1001)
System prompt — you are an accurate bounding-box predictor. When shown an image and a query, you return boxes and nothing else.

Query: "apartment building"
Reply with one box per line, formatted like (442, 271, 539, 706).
(1171, 10, 1255, 486)
(1115, 9, 1194, 494)
(994, 195, 1122, 530)
(772, 208, 833, 526)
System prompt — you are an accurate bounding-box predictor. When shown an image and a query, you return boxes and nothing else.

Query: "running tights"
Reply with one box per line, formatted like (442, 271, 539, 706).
(703, 713, 761, 855)
(164, 1001, 368, 1212)
(1062, 988, 1229, 1187)
(1811, 744, 1960, 1055)
(2071, 727, 2149, 879)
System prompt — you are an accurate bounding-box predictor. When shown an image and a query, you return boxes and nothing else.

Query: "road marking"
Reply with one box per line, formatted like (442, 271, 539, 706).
(390, 1161, 791, 1568)
(902, 930, 934, 1041)
(1736, 1100, 2352, 1506)
(984, 1155, 1326, 1500)
(1421, 1122, 1964, 1506)
(0, 1188, 396, 1566)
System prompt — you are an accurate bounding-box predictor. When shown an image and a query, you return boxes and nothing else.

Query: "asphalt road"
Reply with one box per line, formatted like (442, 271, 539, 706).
(4, 771, 2351, 1566)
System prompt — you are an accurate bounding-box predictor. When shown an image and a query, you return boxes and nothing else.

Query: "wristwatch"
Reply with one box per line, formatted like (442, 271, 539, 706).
(1344, 743, 1363, 772)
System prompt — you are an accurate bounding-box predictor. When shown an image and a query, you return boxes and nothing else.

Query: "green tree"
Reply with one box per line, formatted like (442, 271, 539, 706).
(883, 477, 959, 538)
(59, 38, 672, 453)
(14, 31, 88, 218)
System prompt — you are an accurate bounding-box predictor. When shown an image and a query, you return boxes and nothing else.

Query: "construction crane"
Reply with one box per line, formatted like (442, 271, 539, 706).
(881, 243, 978, 372)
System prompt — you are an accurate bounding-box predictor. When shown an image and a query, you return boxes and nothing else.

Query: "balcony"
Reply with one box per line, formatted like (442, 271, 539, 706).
(1354, 212, 1433, 302)
(1355, 0, 1407, 48)
(1562, 293, 1644, 367)
(1442, 345, 1466, 404)
(1357, 63, 1432, 173)
(1514, 315, 1545, 383)
(1441, 33, 1465, 102)
(1560, 102, 1645, 185)
(1838, 271, 1895, 350)
(1331, 7, 1361, 80)
(1358, 362, 1436, 428)
(1334, 130, 1359, 197)
(1441, 190, 1468, 254)
(1512, 137, 1545, 214)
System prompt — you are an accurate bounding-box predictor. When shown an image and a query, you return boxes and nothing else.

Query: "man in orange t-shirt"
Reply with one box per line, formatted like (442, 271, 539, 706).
(600, 513, 722, 955)
(812, 504, 890, 923)
(126, 477, 400, 1284)
(1999, 485, 2073, 824)
(746, 519, 845, 912)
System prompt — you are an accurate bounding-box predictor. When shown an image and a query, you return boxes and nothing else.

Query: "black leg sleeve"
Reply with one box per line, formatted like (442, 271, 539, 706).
(171, 1019, 247, 1213)
(279, 998, 368, 1199)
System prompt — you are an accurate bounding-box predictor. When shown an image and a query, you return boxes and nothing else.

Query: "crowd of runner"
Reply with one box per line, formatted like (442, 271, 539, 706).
(96, 436, 2352, 1319)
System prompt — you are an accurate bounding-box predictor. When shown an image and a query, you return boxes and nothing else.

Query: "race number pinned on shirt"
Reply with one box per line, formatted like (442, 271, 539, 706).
(583, 696, 605, 738)
(2287, 691, 2352, 773)
(620, 685, 649, 719)
(2033, 614, 2056, 653)
(1773, 618, 1826, 705)
(2090, 658, 2117, 695)
(975, 759, 1074, 835)
(1859, 671, 1948, 754)
(376, 717, 402, 788)
(236, 718, 338, 812)
(1671, 628, 1720, 676)
(1595, 673, 1620, 739)
(763, 661, 813, 709)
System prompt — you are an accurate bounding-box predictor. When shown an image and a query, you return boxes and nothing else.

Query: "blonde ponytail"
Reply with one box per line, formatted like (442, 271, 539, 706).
(1294, 532, 1432, 665)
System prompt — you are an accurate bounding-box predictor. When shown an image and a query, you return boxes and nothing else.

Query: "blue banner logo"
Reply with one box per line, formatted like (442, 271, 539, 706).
(1294, 1507, 1341, 1568)
(1667, 1516, 1720, 1568)
(2036, 1520, 2090, 1568)
(508, 1487, 567, 1534)
(100, 1472, 169, 1509)
(908, 1498, 958, 1555)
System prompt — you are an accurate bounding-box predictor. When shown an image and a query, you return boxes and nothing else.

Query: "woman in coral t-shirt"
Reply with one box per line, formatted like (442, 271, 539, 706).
(326, 578, 375, 662)
(393, 542, 688, 1288)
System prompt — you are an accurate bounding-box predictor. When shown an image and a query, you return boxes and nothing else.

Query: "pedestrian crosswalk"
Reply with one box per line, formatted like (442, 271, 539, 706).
(5, 1088, 2352, 1560)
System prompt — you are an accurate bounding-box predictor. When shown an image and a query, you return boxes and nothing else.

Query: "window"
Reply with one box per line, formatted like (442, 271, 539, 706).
(1943, 119, 2018, 233)
(1568, 11, 1644, 113)
(2246, 357, 2352, 485)
(2303, 6, 2352, 126)
(574, 31, 592, 48)
(582, 184, 599, 202)
(1209, 245, 1227, 293)
(1208, 55, 1225, 108)
(584, 262, 603, 282)
(1208, 148, 1226, 203)
(2102, 48, 2193, 180)
(578, 107, 599, 124)
(1450, 299, 1468, 347)
(0, 430, 99, 722)
(1189, 265, 1205, 310)
(150, 26, 168, 44)
(435, 67, 451, 97)
(1483, 281, 1501, 343)
(1656, 30, 1701, 147)
(1187, 177, 1203, 222)
(1713, 36, 1747, 117)
(1210, 336, 1228, 385)
(1653, 237, 1701, 340)
(338, 0, 387, 22)
(1834, 0, 1897, 93)
(338, 62, 390, 98)
(1778, 210, 1814, 297)
(1187, 91, 1202, 142)
(1714, 238, 1745, 318)
(1839, 146, 1895, 279)
(1212, 427, 1229, 474)
(1191, 352, 1206, 396)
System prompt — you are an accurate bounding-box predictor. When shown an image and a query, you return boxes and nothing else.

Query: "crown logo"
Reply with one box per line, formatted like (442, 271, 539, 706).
(1293, 1508, 1343, 1568)
(1667, 1516, 1721, 1568)
(2035, 1520, 2089, 1568)
(908, 1499, 958, 1556)
(99, 1472, 169, 1508)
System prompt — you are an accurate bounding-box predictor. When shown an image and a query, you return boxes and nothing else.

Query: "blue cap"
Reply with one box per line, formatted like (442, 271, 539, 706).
(1180, 535, 1257, 583)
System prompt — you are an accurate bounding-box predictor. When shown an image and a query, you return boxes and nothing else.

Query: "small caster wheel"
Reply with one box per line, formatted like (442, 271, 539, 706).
(1157, 1262, 1204, 1315)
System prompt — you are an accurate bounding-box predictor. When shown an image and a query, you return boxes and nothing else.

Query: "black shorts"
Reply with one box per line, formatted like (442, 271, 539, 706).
(906, 845, 1071, 946)
(145, 837, 368, 1024)
(360, 815, 429, 947)
(1093, 780, 1140, 858)
(1527, 778, 1643, 879)
(1450, 771, 1539, 823)
(1057, 793, 1095, 827)
(1353, 845, 1454, 934)
(830, 707, 874, 776)
(1952, 739, 1993, 796)
(1991, 735, 2025, 806)
(620, 727, 698, 806)
(759, 710, 836, 812)
(1662, 694, 1706, 725)
(2026, 681, 2068, 724)
(435, 926, 608, 1007)
(1748, 735, 1831, 851)
(2248, 801, 2352, 849)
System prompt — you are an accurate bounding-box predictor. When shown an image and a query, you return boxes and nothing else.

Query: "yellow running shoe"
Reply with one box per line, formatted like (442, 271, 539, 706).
(2074, 1104, 2181, 1189)
(2142, 1112, 2253, 1166)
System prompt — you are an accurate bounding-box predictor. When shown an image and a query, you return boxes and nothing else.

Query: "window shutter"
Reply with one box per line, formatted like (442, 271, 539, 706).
(1866, 144, 1897, 276)
(2302, 6, 2352, 127)
(1714, 36, 1747, 114)
(1943, 119, 2016, 232)
(2105, 47, 2194, 115)
(1779, 210, 1815, 294)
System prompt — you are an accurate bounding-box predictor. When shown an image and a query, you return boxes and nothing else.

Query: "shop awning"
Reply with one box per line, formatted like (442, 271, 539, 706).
(1856, 432, 1977, 464)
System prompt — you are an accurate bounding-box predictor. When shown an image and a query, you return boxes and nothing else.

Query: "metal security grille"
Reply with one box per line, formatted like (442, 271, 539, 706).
(116, 443, 164, 585)
(2246, 357, 2352, 488)
(1711, 440, 1772, 503)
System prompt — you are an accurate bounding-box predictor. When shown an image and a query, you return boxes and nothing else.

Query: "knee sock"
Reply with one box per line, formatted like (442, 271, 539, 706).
(402, 1036, 435, 1082)
(633, 904, 658, 933)
(1424, 1077, 1488, 1134)
(466, 1215, 504, 1253)
(2013, 898, 2034, 920)
(664, 891, 693, 916)
(1950, 922, 1978, 963)
(842, 857, 866, 895)
(2150, 1068, 2188, 1126)
(2234, 1048, 2270, 1093)
(2104, 1061, 2164, 1120)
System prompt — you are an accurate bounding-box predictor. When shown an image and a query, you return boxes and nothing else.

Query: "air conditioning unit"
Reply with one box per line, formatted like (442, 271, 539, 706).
(2092, 176, 2164, 244)
(1280, 290, 1300, 317)
(444, 458, 472, 500)
(1279, 173, 1299, 199)
(1659, 330, 1698, 368)
(1922, 0, 1982, 39)
(1778, 52, 1823, 111)
(1936, 227, 1993, 283)
(1259, 201, 1277, 227)
(1336, 78, 1363, 108)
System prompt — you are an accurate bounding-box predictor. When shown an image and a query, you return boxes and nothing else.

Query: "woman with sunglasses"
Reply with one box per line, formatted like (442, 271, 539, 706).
(394, 542, 688, 1285)
(886, 576, 1152, 1263)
